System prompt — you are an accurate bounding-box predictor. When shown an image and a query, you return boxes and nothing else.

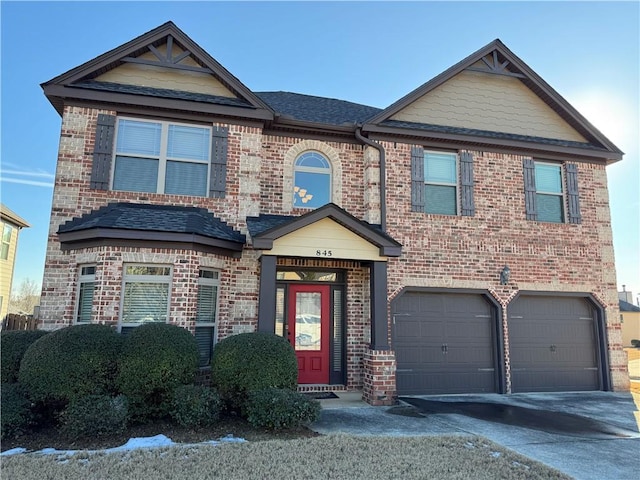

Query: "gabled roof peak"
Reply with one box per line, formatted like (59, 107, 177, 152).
(365, 39, 622, 159)
(42, 21, 273, 118)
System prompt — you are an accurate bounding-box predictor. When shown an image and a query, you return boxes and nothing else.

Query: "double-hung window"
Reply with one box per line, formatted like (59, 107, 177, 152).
(523, 159, 581, 224)
(1, 224, 12, 260)
(293, 151, 331, 208)
(195, 269, 220, 367)
(76, 265, 96, 323)
(120, 265, 172, 329)
(534, 162, 564, 223)
(424, 151, 458, 215)
(411, 146, 475, 216)
(113, 118, 211, 196)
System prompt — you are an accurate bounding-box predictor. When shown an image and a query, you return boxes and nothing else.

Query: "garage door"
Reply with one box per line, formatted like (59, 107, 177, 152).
(393, 292, 498, 395)
(508, 295, 600, 393)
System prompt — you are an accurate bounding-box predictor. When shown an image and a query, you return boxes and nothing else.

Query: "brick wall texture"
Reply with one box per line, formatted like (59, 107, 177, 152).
(40, 105, 628, 403)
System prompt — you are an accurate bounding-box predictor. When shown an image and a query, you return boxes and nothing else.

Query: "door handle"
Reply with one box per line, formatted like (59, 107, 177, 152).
(441, 344, 448, 354)
(550, 345, 557, 353)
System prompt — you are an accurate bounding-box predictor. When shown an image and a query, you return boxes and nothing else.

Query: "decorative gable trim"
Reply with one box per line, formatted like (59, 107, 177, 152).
(42, 21, 273, 120)
(364, 39, 622, 160)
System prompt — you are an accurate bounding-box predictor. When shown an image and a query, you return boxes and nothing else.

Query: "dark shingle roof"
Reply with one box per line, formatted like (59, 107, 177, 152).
(246, 214, 296, 237)
(256, 91, 381, 125)
(620, 300, 640, 312)
(74, 81, 255, 108)
(380, 120, 609, 151)
(59, 203, 245, 243)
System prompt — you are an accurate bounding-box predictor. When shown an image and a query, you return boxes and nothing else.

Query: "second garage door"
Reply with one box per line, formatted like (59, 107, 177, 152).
(508, 295, 601, 393)
(393, 291, 499, 395)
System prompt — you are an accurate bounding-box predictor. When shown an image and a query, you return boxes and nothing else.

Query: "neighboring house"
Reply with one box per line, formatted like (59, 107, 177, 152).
(0, 204, 30, 320)
(619, 299, 640, 347)
(39, 22, 628, 404)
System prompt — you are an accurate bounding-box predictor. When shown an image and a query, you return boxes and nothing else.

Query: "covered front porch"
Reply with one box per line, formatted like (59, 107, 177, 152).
(246, 204, 402, 405)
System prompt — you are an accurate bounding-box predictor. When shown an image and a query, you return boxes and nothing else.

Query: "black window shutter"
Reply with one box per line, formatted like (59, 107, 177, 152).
(209, 126, 229, 198)
(460, 151, 475, 216)
(523, 158, 537, 221)
(90, 114, 116, 190)
(411, 145, 425, 212)
(566, 163, 582, 224)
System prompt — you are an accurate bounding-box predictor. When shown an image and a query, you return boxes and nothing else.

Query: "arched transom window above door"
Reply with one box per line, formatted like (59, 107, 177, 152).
(293, 151, 331, 208)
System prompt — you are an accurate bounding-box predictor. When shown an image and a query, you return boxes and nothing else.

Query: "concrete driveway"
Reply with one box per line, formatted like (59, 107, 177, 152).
(310, 391, 640, 480)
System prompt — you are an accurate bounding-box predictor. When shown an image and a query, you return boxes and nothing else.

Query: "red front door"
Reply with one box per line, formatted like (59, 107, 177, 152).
(287, 284, 330, 384)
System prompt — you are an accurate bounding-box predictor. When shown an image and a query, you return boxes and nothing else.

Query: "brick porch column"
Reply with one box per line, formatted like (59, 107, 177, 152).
(362, 349, 397, 406)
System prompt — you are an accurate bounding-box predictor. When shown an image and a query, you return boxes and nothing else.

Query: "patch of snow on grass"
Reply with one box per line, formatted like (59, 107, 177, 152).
(1, 448, 27, 456)
(1, 434, 246, 459)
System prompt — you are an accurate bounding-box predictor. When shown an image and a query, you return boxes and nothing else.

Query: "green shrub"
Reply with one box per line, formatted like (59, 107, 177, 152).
(245, 388, 320, 430)
(18, 324, 122, 407)
(59, 394, 129, 438)
(116, 323, 199, 421)
(1, 383, 34, 440)
(170, 385, 222, 428)
(211, 332, 298, 411)
(1, 330, 49, 383)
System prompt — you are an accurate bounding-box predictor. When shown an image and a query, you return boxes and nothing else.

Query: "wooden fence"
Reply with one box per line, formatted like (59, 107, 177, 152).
(2, 313, 39, 331)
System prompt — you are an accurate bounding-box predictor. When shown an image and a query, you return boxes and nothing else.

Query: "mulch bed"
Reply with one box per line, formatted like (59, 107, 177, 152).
(1, 414, 319, 453)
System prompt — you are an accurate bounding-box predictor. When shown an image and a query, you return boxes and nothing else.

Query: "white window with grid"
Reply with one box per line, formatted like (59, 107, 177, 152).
(195, 269, 220, 367)
(75, 265, 96, 323)
(534, 162, 565, 223)
(112, 118, 211, 196)
(120, 265, 172, 330)
(424, 151, 459, 215)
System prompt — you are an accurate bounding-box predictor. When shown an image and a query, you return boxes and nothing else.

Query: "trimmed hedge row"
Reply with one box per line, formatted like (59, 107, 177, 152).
(18, 324, 122, 407)
(3, 326, 317, 440)
(1, 383, 33, 440)
(60, 394, 129, 438)
(1, 330, 49, 383)
(245, 388, 320, 430)
(211, 332, 298, 411)
(117, 323, 199, 421)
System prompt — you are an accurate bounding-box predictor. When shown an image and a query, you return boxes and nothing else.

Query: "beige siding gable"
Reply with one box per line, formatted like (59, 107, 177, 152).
(264, 217, 386, 261)
(95, 42, 236, 98)
(391, 70, 587, 142)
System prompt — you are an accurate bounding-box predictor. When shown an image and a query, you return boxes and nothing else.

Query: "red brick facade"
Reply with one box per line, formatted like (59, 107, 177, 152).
(39, 24, 628, 405)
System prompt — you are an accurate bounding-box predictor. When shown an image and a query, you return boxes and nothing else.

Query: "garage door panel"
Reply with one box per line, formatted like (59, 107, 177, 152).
(447, 346, 494, 366)
(397, 370, 496, 395)
(396, 345, 444, 365)
(394, 292, 498, 395)
(512, 368, 599, 393)
(447, 319, 492, 340)
(509, 295, 600, 393)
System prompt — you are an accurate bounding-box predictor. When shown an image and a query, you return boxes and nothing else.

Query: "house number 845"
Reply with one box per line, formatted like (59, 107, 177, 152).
(316, 250, 333, 257)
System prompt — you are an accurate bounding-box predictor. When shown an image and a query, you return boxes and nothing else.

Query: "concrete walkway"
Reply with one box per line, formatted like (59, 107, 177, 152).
(311, 391, 640, 480)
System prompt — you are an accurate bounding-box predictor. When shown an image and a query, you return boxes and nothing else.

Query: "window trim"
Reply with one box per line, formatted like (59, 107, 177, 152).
(534, 160, 566, 223)
(196, 268, 220, 368)
(119, 264, 173, 330)
(423, 150, 460, 216)
(111, 117, 212, 196)
(293, 150, 333, 209)
(1, 224, 13, 260)
(75, 265, 96, 324)
(196, 268, 220, 328)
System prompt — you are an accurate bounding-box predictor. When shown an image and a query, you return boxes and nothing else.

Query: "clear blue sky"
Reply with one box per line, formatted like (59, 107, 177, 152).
(1, 1, 639, 300)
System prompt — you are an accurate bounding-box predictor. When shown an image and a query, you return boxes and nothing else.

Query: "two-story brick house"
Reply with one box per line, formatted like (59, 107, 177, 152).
(39, 22, 628, 404)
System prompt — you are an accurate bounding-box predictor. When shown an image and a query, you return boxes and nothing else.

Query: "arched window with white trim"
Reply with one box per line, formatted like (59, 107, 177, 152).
(293, 151, 331, 208)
